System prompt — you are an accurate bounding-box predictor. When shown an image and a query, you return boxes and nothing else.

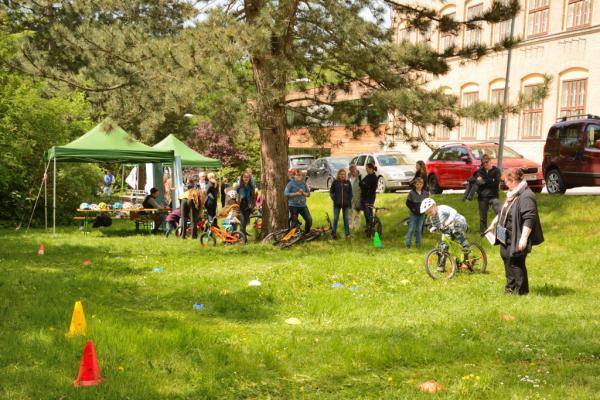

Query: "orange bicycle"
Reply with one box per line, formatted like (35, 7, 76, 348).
(200, 220, 246, 246)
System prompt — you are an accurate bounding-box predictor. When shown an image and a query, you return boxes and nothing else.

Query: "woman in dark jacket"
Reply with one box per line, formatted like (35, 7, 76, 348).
(236, 172, 256, 238)
(205, 172, 219, 220)
(486, 168, 543, 295)
(359, 163, 378, 229)
(329, 169, 353, 238)
(410, 160, 428, 191)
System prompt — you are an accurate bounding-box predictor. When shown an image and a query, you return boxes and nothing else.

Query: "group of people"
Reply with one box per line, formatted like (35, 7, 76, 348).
(142, 155, 543, 296)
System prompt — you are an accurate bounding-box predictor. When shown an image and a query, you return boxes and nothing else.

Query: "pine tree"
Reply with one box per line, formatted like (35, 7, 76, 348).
(3, 0, 527, 232)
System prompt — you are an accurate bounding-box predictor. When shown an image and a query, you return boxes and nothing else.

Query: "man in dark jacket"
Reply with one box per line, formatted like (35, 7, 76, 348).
(359, 163, 378, 229)
(473, 154, 501, 235)
(329, 170, 353, 238)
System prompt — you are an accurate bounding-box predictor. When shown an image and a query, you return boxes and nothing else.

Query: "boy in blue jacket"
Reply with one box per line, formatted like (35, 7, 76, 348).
(284, 170, 312, 233)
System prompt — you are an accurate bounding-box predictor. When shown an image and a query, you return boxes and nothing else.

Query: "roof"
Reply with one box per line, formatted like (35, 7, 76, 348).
(47, 118, 174, 163)
(153, 134, 221, 168)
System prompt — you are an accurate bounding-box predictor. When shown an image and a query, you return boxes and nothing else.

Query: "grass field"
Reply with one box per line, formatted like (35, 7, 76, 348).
(1, 192, 600, 399)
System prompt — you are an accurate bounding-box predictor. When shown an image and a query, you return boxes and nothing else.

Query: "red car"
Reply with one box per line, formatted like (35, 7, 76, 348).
(425, 143, 545, 194)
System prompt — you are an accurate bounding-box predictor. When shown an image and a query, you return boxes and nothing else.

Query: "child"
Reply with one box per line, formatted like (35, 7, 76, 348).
(405, 177, 429, 248)
(165, 208, 181, 238)
(329, 169, 353, 238)
(463, 171, 483, 201)
(420, 198, 471, 271)
(284, 169, 312, 234)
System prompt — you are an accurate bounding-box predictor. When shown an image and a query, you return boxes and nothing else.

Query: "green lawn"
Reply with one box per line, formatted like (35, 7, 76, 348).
(1, 193, 599, 399)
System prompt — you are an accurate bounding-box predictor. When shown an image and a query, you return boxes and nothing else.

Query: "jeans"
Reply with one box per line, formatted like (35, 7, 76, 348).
(289, 206, 312, 232)
(449, 220, 470, 254)
(165, 221, 177, 238)
(478, 197, 500, 234)
(405, 212, 424, 248)
(239, 208, 252, 236)
(361, 198, 375, 227)
(332, 206, 350, 237)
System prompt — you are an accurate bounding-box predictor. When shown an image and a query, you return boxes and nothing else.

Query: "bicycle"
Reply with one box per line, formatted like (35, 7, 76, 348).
(261, 212, 304, 247)
(424, 230, 487, 280)
(199, 218, 246, 246)
(249, 210, 264, 241)
(365, 205, 387, 239)
(279, 213, 333, 248)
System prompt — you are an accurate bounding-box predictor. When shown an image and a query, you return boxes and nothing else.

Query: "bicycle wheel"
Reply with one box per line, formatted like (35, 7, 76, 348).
(232, 231, 247, 245)
(200, 232, 217, 246)
(261, 228, 288, 245)
(466, 243, 487, 273)
(424, 249, 458, 280)
(302, 230, 322, 242)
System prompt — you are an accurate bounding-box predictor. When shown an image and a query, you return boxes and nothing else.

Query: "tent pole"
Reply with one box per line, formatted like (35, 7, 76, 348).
(44, 170, 47, 230)
(53, 156, 56, 235)
(121, 164, 125, 197)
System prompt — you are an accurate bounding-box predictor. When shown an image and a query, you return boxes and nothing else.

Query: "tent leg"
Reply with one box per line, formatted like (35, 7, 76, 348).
(44, 172, 47, 231)
(53, 157, 56, 235)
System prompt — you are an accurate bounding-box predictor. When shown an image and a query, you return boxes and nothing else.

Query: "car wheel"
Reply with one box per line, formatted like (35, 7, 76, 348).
(376, 176, 387, 193)
(428, 175, 443, 194)
(326, 178, 332, 190)
(546, 169, 566, 194)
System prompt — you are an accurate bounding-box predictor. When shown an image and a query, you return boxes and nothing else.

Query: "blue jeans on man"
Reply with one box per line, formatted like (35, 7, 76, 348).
(405, 212, 424, 248)
(289, 206, 312, 232)
(361, 198, 374, 227)
(332, 206, 350, 237)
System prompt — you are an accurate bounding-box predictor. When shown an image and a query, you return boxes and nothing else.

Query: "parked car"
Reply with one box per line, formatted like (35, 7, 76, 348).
(306, 156, 353, 190)
(350, 152, 415, 192)
(542, 114, 600, 194)
(425, 143, 545, 194)
(288, 154, 316, 175)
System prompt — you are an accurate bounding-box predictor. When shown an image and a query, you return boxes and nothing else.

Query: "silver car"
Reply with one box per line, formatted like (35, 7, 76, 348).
(350, 152, 415, 192)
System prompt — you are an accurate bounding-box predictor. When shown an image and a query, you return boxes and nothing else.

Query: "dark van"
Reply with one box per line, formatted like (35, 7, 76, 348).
(542, 114, 600, 194)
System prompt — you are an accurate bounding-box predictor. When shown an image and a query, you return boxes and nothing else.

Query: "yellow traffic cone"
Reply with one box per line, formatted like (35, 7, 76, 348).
(66, 301, 87, 337)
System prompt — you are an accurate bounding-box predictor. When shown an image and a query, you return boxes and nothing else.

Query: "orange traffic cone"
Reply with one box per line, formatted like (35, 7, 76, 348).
(73, 340, 102, 387)
(38, 244, 45, 256)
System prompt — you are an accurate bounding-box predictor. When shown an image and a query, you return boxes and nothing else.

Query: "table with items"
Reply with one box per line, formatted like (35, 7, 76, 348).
(75, 204, 170, 233)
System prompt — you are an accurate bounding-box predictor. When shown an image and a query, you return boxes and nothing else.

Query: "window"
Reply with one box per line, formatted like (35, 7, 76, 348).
(440, 12, 457, 51)
(430, 148, 446, 161)
(366, 156, 375, 165)
(488, 88, 505, 138)
(566, 0, 591, 29)
(356, 155, 367, 166)
(461, 91, 479, 138)
(434, 124, 451, 140)
(493, 19, 511, 44)
(399, 28, 411, 42)
(528, 0, 550, 36)
(465, 4, 484, 46)
(522, 85, 544, 138)
(560, 79, 587, 117)
(417, 29, 432, 44)
(560, 125, 581, 147)
(585, 124, 600, 148)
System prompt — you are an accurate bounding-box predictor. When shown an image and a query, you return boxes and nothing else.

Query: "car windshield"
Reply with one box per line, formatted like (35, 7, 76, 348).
(376, 154, 410, 166)
(329, 159, 351, 168)
(471, 146, 523, 159)
(290, 157, 314, 167)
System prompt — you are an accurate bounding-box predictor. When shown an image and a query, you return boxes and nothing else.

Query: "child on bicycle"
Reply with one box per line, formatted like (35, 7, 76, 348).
(284, 169, 312, 234)
(420, 198, 471, 271)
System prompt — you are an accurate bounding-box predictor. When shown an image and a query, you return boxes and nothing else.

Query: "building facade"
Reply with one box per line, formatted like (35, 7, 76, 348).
(392, 0, 600, 163)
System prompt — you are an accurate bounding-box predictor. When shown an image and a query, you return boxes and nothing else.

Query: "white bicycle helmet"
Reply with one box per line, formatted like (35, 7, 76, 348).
(420, 197, 436, 214)
(227, 190, 238, 200)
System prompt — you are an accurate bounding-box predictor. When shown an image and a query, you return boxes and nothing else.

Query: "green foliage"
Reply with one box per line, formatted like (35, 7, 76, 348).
(1, 193, 600, 398)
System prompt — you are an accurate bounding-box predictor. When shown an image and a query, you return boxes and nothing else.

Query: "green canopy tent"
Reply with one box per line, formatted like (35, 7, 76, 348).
(46, 118, 175, 233)
(153, 134, 221, 168)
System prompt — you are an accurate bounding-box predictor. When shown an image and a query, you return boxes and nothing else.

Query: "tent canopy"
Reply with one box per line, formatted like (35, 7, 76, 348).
(153, 134, 221, 168)
(47, 118, 174, 163)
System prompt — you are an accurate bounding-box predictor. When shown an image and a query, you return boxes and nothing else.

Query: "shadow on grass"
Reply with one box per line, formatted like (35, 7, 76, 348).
(533, 284, 576, 297)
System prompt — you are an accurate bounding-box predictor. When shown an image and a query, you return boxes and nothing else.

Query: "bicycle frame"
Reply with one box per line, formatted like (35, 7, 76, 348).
(207, 225, 240, 244)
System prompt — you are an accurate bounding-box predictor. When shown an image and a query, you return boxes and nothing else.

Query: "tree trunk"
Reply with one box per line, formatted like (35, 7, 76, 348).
(252, 57, 290, 233)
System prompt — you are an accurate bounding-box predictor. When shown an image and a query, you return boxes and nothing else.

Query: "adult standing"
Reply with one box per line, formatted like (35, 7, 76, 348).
(475, 154, 501, 235)
(236, 171, 256, 238)
(409, 161, 428, 191)
(329, 169, 353, 239)
(205, 172, 219, 220)
(220, 176, 229, 208)
(284, 170, 312, 233)
(103, 170, 114, 201)
(180, 183, 202, 239)
(359, 163, 378, 233)
(486, 168, 543, 295)
(197, 171, 208, 192)
(348, 165, 362, 229)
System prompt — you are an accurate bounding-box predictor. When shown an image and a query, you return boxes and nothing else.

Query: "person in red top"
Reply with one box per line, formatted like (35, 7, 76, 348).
(329, 169, 353, 239)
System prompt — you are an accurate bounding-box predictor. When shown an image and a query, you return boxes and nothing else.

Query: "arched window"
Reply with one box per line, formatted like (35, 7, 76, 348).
(464, 1, 484, 47)
(558, 68, 589, 118)
(520, 74, 546, 138)
(433, 86, 453, 140)
(438, 4, 457, 52)
(461, 83, 479, 139)
(488, 79, 506, 139)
